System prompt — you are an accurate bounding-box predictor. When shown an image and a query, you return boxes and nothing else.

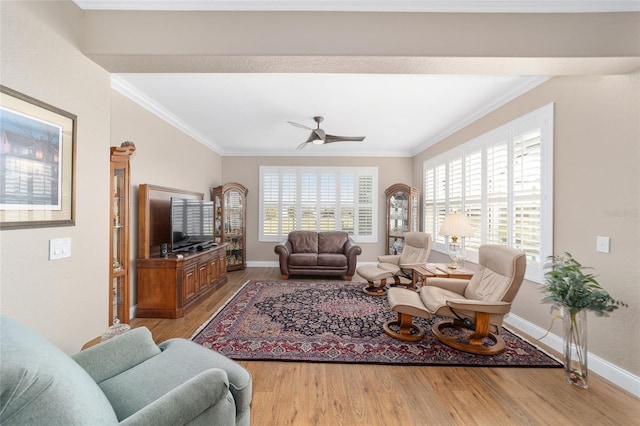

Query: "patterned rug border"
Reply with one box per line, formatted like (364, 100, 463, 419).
(190, 279, 252, 341)
(192, 279, 562, 368)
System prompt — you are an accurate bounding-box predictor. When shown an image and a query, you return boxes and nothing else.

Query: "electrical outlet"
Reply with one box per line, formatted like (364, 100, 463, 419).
(596, 236, 610, 254)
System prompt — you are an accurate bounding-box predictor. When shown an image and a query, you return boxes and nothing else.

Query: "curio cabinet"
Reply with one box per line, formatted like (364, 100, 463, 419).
(385, 183, 420, 255)
(211, 182, 248, 271)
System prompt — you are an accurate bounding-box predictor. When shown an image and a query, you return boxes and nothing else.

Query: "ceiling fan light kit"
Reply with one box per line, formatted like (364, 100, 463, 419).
(289, 116, 365, 149)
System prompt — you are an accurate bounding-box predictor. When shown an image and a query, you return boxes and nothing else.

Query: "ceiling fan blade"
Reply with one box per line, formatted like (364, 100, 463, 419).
(324, 134, 366, 144)
(287, 121, 313, 130)
(296, 141, 310, 150)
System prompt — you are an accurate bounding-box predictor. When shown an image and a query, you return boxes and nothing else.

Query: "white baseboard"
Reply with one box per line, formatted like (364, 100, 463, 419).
(246, 261, 279, 267)
(505, 313, 640, 398)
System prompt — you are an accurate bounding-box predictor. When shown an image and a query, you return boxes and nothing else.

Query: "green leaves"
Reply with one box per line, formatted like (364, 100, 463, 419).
(541, 253, 627, 316)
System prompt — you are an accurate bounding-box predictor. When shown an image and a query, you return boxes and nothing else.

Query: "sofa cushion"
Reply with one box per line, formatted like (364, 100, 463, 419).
(288, 253, 318, 266)
(317, 253, 348, 267)
(288, 231, 318, 254)
(0, 316, 118, 425)
(318, 231, 348, 254)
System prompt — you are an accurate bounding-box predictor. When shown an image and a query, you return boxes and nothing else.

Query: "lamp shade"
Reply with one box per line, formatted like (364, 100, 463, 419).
(439, 212, 474, 237)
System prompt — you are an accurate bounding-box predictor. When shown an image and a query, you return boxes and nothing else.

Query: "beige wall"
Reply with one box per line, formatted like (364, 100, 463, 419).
(110, 91, 223, 307)
(0, 1, 111, 353)
(221, 156, 413, 262)
(0, 2, 223, 353)
(413, 74, 640, 375)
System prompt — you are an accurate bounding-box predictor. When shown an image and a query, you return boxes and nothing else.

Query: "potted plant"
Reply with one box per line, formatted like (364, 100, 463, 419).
(541, 253, 626, 388)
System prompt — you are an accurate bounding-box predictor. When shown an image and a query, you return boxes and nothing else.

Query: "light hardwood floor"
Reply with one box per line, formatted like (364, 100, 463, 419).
(131, 268, 639, 426)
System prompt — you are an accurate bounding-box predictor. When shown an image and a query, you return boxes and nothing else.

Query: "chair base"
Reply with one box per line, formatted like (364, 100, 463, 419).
(362, 279, 388, 297)
(358, 265, 394, 296)
(387, 276, 416, 290)
(383, 313, 425, 342)
(432, 319, 506, 355)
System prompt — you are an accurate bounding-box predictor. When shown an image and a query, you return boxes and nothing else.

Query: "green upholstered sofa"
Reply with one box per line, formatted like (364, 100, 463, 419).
(0, 316, 252, 425)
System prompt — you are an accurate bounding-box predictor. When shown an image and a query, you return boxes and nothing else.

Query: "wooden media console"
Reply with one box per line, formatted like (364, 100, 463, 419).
(136, 184, 228, 319)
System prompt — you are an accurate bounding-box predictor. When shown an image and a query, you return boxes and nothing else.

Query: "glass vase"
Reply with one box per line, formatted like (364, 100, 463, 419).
(562, 306, 588, 388)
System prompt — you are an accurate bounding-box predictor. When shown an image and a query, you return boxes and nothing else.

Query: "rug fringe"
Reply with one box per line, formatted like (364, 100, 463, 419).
(502, 324, 563, 364)
(189, 279, 252, 340)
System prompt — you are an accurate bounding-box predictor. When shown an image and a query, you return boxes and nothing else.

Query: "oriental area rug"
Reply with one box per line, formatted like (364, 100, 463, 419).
(192, 279, 561, 367)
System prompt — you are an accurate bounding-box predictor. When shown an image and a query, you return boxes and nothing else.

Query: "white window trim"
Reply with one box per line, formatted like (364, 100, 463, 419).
(423, 103, 554, 283)
(259, 166, 378, 243)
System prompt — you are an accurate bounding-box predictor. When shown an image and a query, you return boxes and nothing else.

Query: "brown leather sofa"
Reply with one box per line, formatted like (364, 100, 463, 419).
(274, 231, 362, 280)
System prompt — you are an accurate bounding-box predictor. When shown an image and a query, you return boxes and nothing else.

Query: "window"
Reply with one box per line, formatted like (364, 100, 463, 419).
(423, 104, 553, 282)
(259, 166, 378, 243)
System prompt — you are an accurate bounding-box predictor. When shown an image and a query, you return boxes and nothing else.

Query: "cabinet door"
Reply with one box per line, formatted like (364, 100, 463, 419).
(198, 261, 209, 291)
(225, 189, 244, 267)
(209, 256, 219, 282)
(109, 148, 133, 325)
(410, 193, 419, 232)
(183, 264, 198, 303)
(213, 194, 222, 244)
(388, 190, 408, 254)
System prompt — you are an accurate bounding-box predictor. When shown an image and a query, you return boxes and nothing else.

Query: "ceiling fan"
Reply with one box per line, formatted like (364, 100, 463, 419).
(287, 116, 366, 149)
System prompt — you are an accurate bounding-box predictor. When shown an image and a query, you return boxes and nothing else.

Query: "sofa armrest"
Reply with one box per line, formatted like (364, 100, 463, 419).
(424, 277, 470, 296)
(159, 338, 253, 415)
(119, 369, 233, 426)
(72, 327, 161, 384)
(344, 237, 362, 276)
(446, 299, 512, 315)
(377, 254, 400, 265)
(274, 240, 293, 275)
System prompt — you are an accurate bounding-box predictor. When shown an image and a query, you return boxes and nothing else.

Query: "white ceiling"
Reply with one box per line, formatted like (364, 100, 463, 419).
(113, 73, 547, 157)
(77, 0, 639, 156)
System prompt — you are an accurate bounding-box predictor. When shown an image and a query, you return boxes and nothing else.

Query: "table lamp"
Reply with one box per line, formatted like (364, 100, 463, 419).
(439, 212, 474, 269)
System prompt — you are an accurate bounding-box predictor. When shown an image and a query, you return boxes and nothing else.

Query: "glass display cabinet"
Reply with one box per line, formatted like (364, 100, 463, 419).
(385, 183, 420, 255)
(211, 182, 248, 271)
(109, 142, 135, 325)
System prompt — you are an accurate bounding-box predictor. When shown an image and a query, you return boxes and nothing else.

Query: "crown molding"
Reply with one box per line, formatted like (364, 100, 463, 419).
(110, 75, 224, 154)
(73, 1, 640, 13)
(411, 75, 550, 156)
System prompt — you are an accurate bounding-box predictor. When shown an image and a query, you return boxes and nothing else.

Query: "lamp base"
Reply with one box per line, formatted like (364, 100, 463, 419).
(448, 240, 461, 270)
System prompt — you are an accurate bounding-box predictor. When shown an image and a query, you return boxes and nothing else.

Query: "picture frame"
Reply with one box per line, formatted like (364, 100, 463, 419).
(0, 85, 76, 229)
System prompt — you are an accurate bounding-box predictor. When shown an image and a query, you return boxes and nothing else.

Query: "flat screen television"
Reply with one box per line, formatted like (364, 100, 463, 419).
(170, 197, 215, 253)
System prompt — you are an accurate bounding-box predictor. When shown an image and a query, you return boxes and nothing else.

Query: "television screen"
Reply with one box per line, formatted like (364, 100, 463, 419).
(170, 197, 214, 252)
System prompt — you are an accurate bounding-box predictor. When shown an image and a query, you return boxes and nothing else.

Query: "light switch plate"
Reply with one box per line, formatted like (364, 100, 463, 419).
(49, 238, 71, 260)
(596, 236, 610, 253)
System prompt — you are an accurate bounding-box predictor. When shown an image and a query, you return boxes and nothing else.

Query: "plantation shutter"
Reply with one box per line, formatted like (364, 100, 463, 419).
(356, 174, 374, 237)
(464, 149, 483, 252)
(486, 138, 509, 246)
(512, 127, 543, 268)
(259, 166, 377, 243)
(422, 103, 553, 282)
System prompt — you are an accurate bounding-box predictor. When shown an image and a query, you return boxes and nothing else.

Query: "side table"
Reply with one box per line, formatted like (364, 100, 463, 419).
(434, 263, 474, 280)
(411, 263, 475, 288)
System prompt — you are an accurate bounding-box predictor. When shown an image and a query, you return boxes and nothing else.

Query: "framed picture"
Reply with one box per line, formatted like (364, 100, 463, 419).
(0, 85, 76, 229)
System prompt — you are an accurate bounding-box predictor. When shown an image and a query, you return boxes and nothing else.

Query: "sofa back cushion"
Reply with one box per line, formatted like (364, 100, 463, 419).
(0, 316, 118, 425)
(288, 231, 318, 253)
(318, 231, 348, 254)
